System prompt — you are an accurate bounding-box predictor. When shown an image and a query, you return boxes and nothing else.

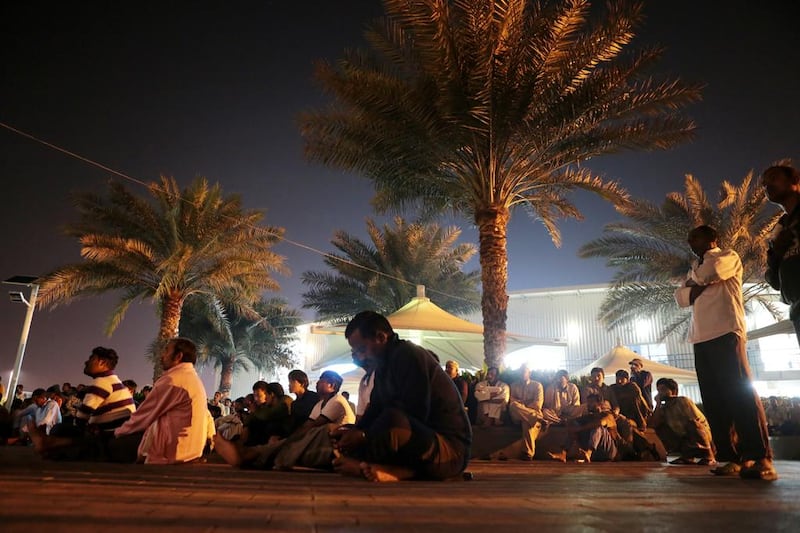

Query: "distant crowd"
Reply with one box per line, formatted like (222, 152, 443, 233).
(2, 335, 799, 478)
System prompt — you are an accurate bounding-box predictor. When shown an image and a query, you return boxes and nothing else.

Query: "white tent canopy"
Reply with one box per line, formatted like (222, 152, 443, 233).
(574, 344, 698, 385)
(311, 287, 565, 370)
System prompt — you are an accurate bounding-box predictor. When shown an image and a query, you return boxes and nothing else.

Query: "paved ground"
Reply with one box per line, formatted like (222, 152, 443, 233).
(1, 447, 798, 532)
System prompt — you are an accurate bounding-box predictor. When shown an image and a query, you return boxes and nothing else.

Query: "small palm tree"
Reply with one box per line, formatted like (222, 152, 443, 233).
(37, 176, 287, 375)
(579, 172, 783, 338)
(179, 296, 301, 394)
(300, 0, 701, 366)
(302, 216, 480, 323)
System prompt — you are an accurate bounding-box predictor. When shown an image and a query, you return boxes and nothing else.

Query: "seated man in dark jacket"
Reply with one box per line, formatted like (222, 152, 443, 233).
(243, 381, 292, 446)
(332, 311, 472, 482)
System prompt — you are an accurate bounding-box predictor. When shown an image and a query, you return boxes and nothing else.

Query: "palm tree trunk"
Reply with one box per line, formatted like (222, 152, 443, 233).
(476, 206, 509, 369)
(153, 291, 185, 381)
(218, 357, 235, 395)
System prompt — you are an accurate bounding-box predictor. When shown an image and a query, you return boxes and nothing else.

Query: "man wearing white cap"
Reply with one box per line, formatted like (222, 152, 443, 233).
(629, 358, 653, 409)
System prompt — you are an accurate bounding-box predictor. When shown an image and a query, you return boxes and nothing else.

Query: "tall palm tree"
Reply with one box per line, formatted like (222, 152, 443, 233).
(579, 172, 783, 338)
(302, 216, 480, 322)
(179, 296, 301, 394)
(300, 0, 701, 367)
(37, 176, 287, 374)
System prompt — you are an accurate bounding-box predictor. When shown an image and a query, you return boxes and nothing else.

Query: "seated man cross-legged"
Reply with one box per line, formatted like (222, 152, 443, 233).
(332, 311, 472, 482)
(650, 378, 715, 466)
(549, 394, 619, 463)
(213, 370, 354, 470)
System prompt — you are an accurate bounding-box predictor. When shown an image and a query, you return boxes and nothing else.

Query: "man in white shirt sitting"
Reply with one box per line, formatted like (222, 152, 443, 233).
(474, 367, 509, 426)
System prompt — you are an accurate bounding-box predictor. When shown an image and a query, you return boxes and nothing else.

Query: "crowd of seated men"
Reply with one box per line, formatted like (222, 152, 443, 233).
(3, 336, 793, 476)
(454, 361, 718, 464)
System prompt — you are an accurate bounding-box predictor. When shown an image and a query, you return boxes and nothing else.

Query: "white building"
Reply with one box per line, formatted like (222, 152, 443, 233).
(223, 283, 800, 401)
(466, 284, 800, 399)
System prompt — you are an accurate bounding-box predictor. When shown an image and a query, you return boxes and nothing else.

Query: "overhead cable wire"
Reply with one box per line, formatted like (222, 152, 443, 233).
(0, 120, 474, 304)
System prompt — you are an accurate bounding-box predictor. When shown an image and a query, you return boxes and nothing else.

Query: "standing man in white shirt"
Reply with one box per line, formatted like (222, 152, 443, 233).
(675, 225, 776, 481)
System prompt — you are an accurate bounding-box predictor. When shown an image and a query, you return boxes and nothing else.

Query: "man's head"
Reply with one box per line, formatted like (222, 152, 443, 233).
(244, 394, 256, 411)
(629, 358, 644, 373)
(687, 225, 718, 259)
(554, 369, 569, 388)
(345, 311, 395, 369)
(122, 379, 137, 395)
(316, 370, 344, 398)
(160, 338, 197, 371)
(252, 380, 269, 404)
(62, 382, 72, 394)
(288, 369, 309, 395)
(141, 385, 152, 398)
(84, 346, 119, 377)
(486, 367, 499, 384)
(233, 397, 246, 413)
(520, 364, 531, 382)
(656, 377, 679, 399)
(590, 367, 605, 386)
(50, 391, 64, 407)
(445, 360, 460, 379)
(266, 382, 285, 403)
(761, 165, 800, 206)
(586, 393, 602, 413)
(31, 388, 48, 407)
(615, 369, 629, 385)
(342, 391, 350, 400)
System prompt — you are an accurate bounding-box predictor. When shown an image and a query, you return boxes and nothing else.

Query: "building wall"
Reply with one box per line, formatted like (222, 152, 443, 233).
(465, 284, 696, 373)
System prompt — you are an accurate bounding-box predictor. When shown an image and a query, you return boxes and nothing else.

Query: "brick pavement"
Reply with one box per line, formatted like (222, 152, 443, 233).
(1, 447, 798, 532)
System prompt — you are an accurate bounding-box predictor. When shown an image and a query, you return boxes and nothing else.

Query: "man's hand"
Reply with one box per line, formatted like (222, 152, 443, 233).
(330, 425, 366, 455)
(689, 284, 707, 304)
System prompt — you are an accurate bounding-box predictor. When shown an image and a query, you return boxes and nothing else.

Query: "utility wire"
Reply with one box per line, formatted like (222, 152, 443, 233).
(0, 121, 475, 304)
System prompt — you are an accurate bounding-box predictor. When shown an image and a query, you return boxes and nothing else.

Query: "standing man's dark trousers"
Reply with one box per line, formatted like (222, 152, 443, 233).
(694, 332, 772, 463)
(364, 408, 470, 480)
(793, 315, 800, 349)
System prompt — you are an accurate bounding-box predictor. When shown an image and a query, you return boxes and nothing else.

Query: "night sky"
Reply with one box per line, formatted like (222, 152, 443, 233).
(1, 1, 798, 392)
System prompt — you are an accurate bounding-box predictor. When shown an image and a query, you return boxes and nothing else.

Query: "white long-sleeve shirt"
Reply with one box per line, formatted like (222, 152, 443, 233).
(675, 247, 746, 344)
(35, 399, 62, 434)
(115, 362, 214, 464)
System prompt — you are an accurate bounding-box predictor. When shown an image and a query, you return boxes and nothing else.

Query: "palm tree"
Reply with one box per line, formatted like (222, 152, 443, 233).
(300, 0, 701, 367)
(179, 296, 301, 394)
(37, 176, 287, 374)
(301, 216, 480, 322)
(578, 172, 783, 338)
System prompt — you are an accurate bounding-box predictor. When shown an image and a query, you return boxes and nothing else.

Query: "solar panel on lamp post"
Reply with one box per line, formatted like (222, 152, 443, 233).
(3, 276, 39, 409)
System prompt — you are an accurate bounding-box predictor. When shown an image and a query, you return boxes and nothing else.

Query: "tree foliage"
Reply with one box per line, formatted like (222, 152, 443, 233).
(579, 172, 783, 338)
(300, 0, 700, 366)
(178, 296, 300, 394)
(37, 176, 287, 373)
(302, 216, 480, 322)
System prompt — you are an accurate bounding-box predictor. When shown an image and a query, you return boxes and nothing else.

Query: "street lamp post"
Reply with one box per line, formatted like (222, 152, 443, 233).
(3, 276, 39, 409)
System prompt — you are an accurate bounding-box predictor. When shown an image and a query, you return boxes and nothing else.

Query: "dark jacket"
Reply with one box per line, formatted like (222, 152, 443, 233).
(357, 336, 472, 451)
(766, 205, 800, 319)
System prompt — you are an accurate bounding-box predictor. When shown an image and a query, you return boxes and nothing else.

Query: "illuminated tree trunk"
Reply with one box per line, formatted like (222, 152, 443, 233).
(476, 205, 509, 369)
(218, 356, 235, 395)
(153, 291, 185, 381)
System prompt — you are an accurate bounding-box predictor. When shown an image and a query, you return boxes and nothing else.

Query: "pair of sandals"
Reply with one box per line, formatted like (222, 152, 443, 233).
(669, 457, 715, 465)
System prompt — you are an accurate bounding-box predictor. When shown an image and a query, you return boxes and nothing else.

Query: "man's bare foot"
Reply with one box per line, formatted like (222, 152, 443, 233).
(333, 455, 366, 478)
(213, 435, 242, 467)
(548, 450, 567, 463)
(576, 448, 592, 463)
(26, 422, 47, 454)
(361, 462, 415, 482)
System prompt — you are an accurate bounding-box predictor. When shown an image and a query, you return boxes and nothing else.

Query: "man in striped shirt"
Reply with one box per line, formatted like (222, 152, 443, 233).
(77, 347, 136, 432)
